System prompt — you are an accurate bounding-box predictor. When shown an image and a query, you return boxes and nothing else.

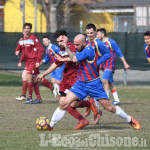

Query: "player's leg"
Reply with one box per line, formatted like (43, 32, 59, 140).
(109, 81, 120, 105)
(48, 91, 78, 130)
(25, 73, 34, 103)
(59, 92, 89, 130)
(40, 78, 53, 91)
(102, 70, 113, 97)
(52, 67, 63, 99)
(32, 74, 42, 104)
(16, 69, 27, 101)
(98, 98, 141, 129)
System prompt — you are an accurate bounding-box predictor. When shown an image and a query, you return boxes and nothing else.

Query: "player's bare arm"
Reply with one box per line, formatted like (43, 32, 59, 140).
(147, 57, 150, 63)
(15, 51, 20, 56)
(36, 62, 40, 68)
(120, 57, 130, 69)
(18, 62, 22, 67)
(62, 35, 77, 62)
(37, 63, 58, 81)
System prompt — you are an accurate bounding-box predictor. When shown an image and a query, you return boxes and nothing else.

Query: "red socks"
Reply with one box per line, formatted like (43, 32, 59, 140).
(33, 83, 41, 99)
(41, 78, 53, 91)
(67, 106, 84, 121)
(22, 81, 27, 96)
(28, 82, 33, 99)
(78, 101, 90, 108)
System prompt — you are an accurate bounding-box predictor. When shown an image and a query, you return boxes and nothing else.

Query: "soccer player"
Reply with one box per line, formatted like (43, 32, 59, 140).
(39, 34, 141, 131)
(96, 28, 130, 105)
(144, 31, 150, 63)
(15, 31, 28, 101)
(85, 23, 111, 124)
(17, 23, 45, 104)
(37, 29, 97, 129)
(41, 35, 65, 98)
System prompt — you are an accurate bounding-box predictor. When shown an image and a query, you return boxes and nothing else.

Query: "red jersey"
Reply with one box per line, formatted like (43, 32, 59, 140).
(18, 34, 44, 63)
(55, 42, 78, 92)
(55, 42, 78, 78)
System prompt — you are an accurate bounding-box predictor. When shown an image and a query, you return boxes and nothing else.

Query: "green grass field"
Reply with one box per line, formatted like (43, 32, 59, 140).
(0, 71, 149, 150)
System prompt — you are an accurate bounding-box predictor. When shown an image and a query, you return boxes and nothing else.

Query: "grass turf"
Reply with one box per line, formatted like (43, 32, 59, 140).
(0, 71, 149, 150)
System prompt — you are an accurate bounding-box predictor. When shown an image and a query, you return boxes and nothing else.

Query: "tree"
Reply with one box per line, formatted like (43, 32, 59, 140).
(40, 0, 65, 32)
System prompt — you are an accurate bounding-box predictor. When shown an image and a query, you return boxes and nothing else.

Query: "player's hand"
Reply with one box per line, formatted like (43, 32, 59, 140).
(15, 51, 20, 56)
(36, 75, 44, 82)
(36, 62, 40, 68)
(124, 63, 130, 69)
(54, 54, 64, 62)
(63, 35, 68, 47)
(18, 63, 22, 67)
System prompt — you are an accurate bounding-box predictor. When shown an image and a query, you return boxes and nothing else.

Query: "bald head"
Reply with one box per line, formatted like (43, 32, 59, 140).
(74, 34, 86, 43)
(74, 34, 86, 52)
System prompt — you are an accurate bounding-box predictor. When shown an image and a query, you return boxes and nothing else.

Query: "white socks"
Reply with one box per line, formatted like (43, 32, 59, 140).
(112, 91, 120, 102)
(53, 83, 59, 98)
(94, 99, 100, 112)
(50, 107, 66, 128)
(115, 106, 131, 123)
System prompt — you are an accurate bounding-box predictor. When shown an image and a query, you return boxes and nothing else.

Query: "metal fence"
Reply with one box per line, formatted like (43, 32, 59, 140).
(114, 16, 150, 32)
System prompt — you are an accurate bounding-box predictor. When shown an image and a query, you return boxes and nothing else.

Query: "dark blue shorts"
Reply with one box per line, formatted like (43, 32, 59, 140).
(70, 78, 108, 100)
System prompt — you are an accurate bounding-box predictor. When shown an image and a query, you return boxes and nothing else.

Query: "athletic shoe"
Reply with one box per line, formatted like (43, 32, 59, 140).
(84, 107, 91, 117)
(31, 99, 42, 104)
(112, 101, 121, 105)
(93, 110, 102, 125)
(25, 98, 33, 104)
(129, 116, 141, 130)
(89, 98, 98, 117)
(16, 95, 26, 101)
(47, 125, 53, 131)
(74, 118, 89, 130)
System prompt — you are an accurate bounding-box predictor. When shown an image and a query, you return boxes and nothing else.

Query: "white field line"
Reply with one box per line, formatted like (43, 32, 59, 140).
(64, 129, 129, 137)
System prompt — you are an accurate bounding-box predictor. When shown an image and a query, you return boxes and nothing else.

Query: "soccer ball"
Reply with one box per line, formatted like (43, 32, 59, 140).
(36, 117, 50, 131)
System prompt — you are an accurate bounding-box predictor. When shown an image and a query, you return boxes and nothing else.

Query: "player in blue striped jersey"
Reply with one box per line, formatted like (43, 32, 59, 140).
(41, 35, 65, 98)
(144, 31, 150, 63)
(45, 34, 141, 131)
(97, 28, 130, 105)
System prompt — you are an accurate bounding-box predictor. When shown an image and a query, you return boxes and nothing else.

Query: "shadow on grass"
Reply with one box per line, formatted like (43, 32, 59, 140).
(0, 81, 21, 86)
(41, 100, 59, 104)
(85, 124, 128, 130)
(119, 102, 145, 105)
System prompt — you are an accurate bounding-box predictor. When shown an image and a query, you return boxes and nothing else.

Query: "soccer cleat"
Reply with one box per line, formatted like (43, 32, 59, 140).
(89, 98, 98, 117)
(112, 101, 120, 105)
(31, 99, 42, 104)
(16, 95, 26, 101)
(93, 110, 102, 125)
(74, 118, 89, 130)
(129, 116, 141, 130)
(84, 107, 91, 117)
(25, 98, 33, 104)
(47, 125, 53, 131)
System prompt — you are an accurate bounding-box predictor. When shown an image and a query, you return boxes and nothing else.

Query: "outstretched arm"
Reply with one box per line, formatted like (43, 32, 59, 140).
(37, 63, 58, 81)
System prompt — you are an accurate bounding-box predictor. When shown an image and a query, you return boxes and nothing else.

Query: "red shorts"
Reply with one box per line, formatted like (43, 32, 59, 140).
(25, 59, 40, 75)
(59, 75, 77, 93)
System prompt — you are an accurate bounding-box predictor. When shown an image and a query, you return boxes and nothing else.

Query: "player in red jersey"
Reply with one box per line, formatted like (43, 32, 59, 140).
(37, 29, 98, 129)
(17, 23, 45, 104)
